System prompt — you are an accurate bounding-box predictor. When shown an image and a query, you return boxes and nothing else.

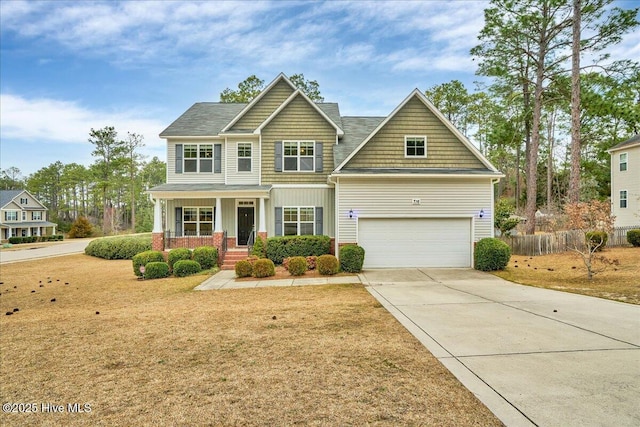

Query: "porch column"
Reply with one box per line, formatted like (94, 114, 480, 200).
(152, 198, 163, 233)
(214, 197, 222, 232)
(258, 197, 266, 233)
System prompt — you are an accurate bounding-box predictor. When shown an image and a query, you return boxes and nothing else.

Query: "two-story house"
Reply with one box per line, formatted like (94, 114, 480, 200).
(148, 73, 503, 268)
(608, 135, 640, 228)
(0, 190, 57, 241)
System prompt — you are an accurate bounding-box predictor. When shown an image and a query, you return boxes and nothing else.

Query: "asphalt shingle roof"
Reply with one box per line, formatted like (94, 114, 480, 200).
(0, 190, 23, 209)
(333, 116, 385, 167)
(609, 135, 640, 151)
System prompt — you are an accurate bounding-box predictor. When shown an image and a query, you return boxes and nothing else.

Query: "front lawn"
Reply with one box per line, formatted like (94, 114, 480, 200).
(493, 247, 639, 304)
(0, 254, 501, 426)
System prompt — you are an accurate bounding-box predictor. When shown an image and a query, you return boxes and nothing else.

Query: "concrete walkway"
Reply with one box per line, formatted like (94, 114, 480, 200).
(362, 268, 640, 427)
(195, 269, 361, 290)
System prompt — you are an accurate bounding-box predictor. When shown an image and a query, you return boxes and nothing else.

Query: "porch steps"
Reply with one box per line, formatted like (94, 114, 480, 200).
(221, 248, 249, 270)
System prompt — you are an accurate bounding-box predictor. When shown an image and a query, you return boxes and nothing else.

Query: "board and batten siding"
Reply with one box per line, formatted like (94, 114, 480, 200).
(261, 95, 337, 185)
(226, 138, 260, 185)
(266, 187, 335, 237)
(337, 178, 493, 243)
(343, 97, 485, 170)
(166, 139, 225, 184)
(230, 80, 295, 131)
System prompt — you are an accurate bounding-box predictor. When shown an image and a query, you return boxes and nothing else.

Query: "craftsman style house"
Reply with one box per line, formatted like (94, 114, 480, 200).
(0, 190, 57, 241)
(608, 135, 640, 228)
(148, 74, 502, 268)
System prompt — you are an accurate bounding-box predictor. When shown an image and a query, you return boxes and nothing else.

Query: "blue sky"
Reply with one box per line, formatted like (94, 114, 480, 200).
(1, 0, 638, 176)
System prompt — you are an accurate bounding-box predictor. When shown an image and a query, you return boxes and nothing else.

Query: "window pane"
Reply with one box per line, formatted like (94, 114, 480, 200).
(200, 208, 213, 221)
(300, 157, 314, 171)
(300, 223, 314, 235)
(200, 159, 212, 172)
(200, 145, 213, 158)
(284, 223, 298, 236)
(300, 142, 314, 156)
(238, 144, 251, 157)
(238, 158, 251, 172)
(200, 223, 212, 235)
(284, 157, 298, 171)
(284, 143, 298, 156)
(184, 208, 198, 221)
(184, 145, 198, 158)
(284, 208, 298, 222)
(184, 159, 197, 172)
(299, 208, 314, 222)
(184, 224, 197, 236)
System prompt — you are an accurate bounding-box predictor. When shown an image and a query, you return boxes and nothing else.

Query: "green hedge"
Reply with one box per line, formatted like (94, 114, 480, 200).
(132, 250, 165, 277)
(317, 254, 339, 275)
(168, 248, 192, 270)
(144, 261, 170, 279)
(340, 244, 365, 273)
(265, 235, 331, 264)
(85, 236, 151, 259)
(585, 231, 608, 252)
(627, 229, 640, 247)
(173, 260, 202, 277)
(193, 246, 218, 270)
(8, 235, 63, 244)
(474, 238, 511, 271)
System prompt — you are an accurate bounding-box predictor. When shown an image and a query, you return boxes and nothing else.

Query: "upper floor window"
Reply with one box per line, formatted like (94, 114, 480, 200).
(184, 144, 213, 173)
(22, 212, 26, 221)
(284, 141, 315, 172)
(237, 143, 252, 172)
(619, 153, 628, 172)
(20, 198, 28, 205)
(33, 211, 42, 221)
(283, 207, 315, 235)
(183, 207, 213, 236)
(405, 136, 426, 158)
(4, 211, 18, 221)
(620, 190, 628, 208)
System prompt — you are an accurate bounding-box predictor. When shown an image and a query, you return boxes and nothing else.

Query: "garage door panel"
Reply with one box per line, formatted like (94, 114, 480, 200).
(358, 218, 471, 268)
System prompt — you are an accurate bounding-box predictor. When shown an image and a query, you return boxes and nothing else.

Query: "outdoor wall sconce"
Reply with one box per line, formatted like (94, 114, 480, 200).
(479, 209, 485, 218)
(349, 209, 354, 219)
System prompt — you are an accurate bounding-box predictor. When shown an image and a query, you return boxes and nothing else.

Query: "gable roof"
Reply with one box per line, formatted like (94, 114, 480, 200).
(334, 89, 499, 173)
(254, 89, 344, 136)
(160, 103, 246, 137)
(608, 135, 640, 152)
(334, 116, 385, 168)
(0, 189, 47, 210)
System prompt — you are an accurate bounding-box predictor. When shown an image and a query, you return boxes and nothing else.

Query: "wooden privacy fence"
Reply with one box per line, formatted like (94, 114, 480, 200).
(500, 226, 638, 256)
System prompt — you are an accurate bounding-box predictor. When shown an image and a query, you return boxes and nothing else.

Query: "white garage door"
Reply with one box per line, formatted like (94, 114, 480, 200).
(358, 218, 472, 268)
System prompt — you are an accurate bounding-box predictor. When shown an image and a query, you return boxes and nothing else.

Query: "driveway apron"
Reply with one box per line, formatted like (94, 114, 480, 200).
(362, 268, 640, 427)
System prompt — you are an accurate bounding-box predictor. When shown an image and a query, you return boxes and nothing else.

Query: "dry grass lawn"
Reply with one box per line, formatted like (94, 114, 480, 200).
(493, 246, 640, 305)
(0, 254, 501, 426)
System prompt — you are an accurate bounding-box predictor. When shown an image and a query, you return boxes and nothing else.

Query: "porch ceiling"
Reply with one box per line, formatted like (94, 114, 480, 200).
(147, 183, 272, 199)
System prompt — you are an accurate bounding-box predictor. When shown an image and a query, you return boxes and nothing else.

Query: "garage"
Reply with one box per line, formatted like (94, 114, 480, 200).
(357, 217, 472, 268)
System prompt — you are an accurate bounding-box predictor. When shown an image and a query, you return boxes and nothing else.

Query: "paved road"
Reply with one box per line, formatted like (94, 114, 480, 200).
(0, 239, 94, 264)
(361, 268, 640, 427)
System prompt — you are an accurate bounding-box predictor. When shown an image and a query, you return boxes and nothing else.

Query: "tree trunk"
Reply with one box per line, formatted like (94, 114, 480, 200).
(569, 0, 582, 203)
(547, 109, 556, 210)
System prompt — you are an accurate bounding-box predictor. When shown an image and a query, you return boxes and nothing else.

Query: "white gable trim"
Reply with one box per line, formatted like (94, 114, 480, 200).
(220, 73, 297, 133)
(607, 141, 640, 153)
(334, 89, 498, 172)
(254, 89, 344, 136)
(1, 190, 48, 210)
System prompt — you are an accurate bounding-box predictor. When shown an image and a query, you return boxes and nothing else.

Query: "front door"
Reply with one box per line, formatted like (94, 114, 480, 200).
(237, 206, 254, 246)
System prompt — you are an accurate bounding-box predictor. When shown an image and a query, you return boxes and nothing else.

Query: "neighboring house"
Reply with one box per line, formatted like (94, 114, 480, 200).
(0, 190, 57, 241)
(148, 73, 503, 268)
(608, 135, 640, 228)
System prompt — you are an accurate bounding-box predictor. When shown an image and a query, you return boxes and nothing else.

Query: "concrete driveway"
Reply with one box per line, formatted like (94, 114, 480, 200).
(362, 268, 640, 427)
(0, 239, 94, 264)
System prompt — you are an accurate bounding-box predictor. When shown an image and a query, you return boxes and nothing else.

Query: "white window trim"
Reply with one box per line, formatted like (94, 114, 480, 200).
(4, 211, 18, 221)
(619, 152, 628, 172)
(283, 140, 315, 172)
(237, 142, 252, 173)
(283, 206, 316, 236)
(22, 211, 26, 221)
(182, 206, 214, 236)
(183, 143, 214, 174)
(33, 211, 42, 221)
(404, 135, 427, 158)
(620, 190, 628, 209)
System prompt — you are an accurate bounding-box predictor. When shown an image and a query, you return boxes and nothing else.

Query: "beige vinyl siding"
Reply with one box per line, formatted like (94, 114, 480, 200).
(226, 139, 259, 185)
(343, 96, 485, 170)
(337, 177, 493, 243)
(266, 187, 335, 236)
(166, 140, 225, 184)
(230, 80, 295, 131)
(262, 95, 337, 184)
(611, 145, 640, 227)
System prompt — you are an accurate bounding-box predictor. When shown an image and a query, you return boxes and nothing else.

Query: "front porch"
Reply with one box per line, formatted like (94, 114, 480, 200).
(1, 221, 57, 241)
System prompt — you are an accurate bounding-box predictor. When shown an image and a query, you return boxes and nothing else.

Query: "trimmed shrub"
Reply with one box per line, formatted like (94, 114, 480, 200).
(340, 244, 365, 273)
(627, 229, 640, 247)
(235, 260, 253, 278)
(266, 235, 331, 264)
(8, 237, 23, 244)
(585, 231, 608, 252)
(168, 248, 192, 270)
(288, 256, 307, 276)
(317, 254, 339, 275)
(251, 235, 266, 258)
(173, 260, 202, 277)
(68, 216, 93, 238)
(474, 238, 511, 271)
(84, 236, 151, 259)
(193, 246, 218, 270)
(144, 261, 170, 279)
(253, 258, 276, 278)
(132, 250, 165, 277)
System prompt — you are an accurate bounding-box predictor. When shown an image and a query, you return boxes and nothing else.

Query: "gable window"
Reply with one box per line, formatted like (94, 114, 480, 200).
(20, 198, 28, 205)
(405, 136, 426, 157)
(284, 141, 315, 171)
(619, 153, 628, 172)
(4, 211, 18, 221)
(184, 144, 213, 173)
(283, 207, 315, 235)
(237, 143, 252, 172)
(33, 212, 42, 221)
(183, 207, 213, 236)
(620, 190, 628, 208)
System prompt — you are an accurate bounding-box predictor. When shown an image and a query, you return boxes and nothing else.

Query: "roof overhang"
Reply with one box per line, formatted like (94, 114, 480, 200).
(330, 168, 504, 179)
(607, 141, 640, 153)
(147, 184, 272, 199)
